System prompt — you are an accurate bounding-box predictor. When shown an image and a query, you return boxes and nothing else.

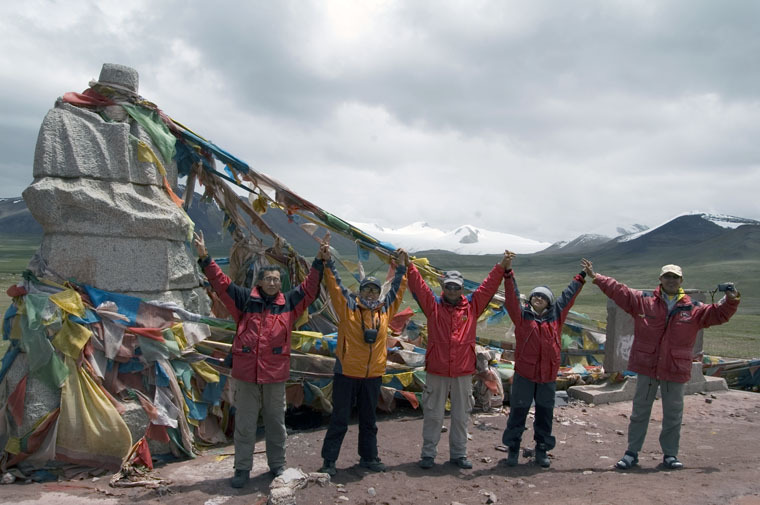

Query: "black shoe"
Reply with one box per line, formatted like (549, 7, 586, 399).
(535, 449, 550, 468)
(506, 448, 519, 467)
(418, 457, 434, 469)
(319, 459, 336, 477)
(449, 457, 473, 469)
(616, 451, 639, 470)
(230, 469, 249, 488)
(663, 455, 683, 470)
(359, 457, 386, 472)
(270, 466, 285, 477)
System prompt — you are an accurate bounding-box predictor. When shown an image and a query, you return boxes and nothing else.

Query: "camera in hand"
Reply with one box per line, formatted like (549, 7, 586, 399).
(363, 328, 378, 344)
(717, 282, 735, 292)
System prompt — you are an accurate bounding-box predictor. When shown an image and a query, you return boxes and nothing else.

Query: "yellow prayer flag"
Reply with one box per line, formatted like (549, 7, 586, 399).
(190, 361, 220, 383)
(49, 289, 85, 318)
(51, 316, 93, 359)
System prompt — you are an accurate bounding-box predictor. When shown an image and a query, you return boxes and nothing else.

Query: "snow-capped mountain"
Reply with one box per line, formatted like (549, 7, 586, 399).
(616, 212, 760, 243)
(349, 221, 552, 255)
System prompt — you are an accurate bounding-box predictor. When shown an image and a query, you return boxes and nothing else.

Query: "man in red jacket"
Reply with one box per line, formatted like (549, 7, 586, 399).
(402, 252, 511, 470)
(194, 232, 326, 487)
(585, 262, 740, 470)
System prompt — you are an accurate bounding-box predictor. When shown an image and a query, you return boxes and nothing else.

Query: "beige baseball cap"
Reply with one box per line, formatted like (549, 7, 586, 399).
(660, 264, 683, 277)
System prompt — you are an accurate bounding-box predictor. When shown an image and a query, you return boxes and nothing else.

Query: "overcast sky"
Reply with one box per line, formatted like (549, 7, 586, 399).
(2, 0, 759, 243)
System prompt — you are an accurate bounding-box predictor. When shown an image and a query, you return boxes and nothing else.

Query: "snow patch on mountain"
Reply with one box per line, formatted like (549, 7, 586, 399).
(350, 221, 551, 255)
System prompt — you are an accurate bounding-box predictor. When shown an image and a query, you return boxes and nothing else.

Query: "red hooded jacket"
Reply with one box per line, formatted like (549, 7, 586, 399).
(504, 269, 586, 383)
(594, 274, 739, 383)
(408, 263, 505, 378)
(201, 257, 324, 383)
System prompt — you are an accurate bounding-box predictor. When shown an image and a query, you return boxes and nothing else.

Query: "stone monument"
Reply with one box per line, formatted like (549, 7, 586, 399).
(23, 63, 209, 312)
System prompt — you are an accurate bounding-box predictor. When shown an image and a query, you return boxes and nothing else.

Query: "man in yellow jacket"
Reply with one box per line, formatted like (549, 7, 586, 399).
(318, 239, 408, 477)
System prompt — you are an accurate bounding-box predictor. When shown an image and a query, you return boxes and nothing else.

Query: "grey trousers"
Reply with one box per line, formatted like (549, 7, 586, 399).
(627, 373, 685, 457)
(420, 373, 474, 460)
(232, 379, 287, 472)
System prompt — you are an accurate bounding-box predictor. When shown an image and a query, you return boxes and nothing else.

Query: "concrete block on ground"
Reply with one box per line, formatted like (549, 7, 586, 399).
(568, 362, 727, 404)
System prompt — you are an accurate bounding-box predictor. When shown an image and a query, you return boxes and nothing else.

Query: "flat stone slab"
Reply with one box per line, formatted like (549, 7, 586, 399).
(568, 362, 728, 404)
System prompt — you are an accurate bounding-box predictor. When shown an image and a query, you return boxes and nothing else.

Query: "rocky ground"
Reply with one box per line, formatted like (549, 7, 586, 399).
(2, 389, 760, 505)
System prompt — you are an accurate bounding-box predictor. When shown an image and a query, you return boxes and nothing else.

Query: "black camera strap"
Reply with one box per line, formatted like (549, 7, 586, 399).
(358, 307, 379, 331)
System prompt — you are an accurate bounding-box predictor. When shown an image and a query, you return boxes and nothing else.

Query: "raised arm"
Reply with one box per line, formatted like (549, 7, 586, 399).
(319, 233, 354, 321)
(288, 255, 326, 319)
(406, 262, 437, 317)
(552, 259, 588, 324)
(470, 250, 510, 315)
(383, 249, 408, 316)
(501, 251, 523, 324)
(591, 266, 644, 316)
(194, 231, 247, 321)
(693, 288, 741, 329)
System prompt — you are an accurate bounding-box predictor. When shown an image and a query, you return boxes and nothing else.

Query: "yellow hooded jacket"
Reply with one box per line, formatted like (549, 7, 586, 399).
(324, 261, 407, 378)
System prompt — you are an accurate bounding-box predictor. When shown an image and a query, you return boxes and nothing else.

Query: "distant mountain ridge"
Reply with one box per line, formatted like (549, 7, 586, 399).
(3, 198, 759, 262)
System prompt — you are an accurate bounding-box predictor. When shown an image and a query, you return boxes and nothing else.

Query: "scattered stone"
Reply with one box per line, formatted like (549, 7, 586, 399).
(368, 487, 377, 497)
(270, 468, 309, 491)
(583, 470, 593, 475)
(495, 445, 509, 452)
(2, 472, 16, 484)
(706, 398, 713, 404)
(482, 490, 498, 503)
(481, 457, 493, 463)
(338, 496, 349, 502)
(268, 486, 296, 505)
(616, 430, 625, 435)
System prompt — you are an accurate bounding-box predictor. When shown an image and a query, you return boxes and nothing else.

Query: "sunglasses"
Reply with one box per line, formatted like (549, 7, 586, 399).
(531, 294, 549, 302)
(661, 273, 681, 280)
(361, 286, 381, 294)
(444, 284, 462, 291)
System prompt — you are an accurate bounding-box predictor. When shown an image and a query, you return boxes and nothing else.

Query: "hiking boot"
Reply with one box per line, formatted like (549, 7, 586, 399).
(535, 448, 550, 468)
(230, 469, 250, 488)
(359, 457, 386, 472)
(270, 466, 285, 477)
(506, 448, 520, 467)
(418, 457, 435, 469)
(319, 459, 337, 477)
(449, 457, 473, 469)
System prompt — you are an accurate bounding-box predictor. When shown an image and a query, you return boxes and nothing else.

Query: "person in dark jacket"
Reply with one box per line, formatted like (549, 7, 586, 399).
(403, 251, 510, 470)
(585, 262, 740, 470)
(193, 231, 326, 488)
(501, 253, 588, 468)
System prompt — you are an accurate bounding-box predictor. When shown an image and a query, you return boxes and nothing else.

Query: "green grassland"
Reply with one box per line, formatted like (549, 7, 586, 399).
(1, 237, 758, 360)
(424, 251, 760, 359)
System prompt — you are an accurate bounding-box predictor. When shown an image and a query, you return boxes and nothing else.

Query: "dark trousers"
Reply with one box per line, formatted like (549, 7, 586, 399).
(320, 373, 381, 462)
(502, 372, 557, 450)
